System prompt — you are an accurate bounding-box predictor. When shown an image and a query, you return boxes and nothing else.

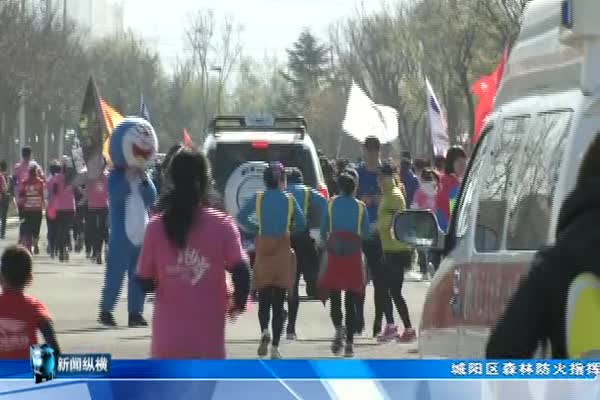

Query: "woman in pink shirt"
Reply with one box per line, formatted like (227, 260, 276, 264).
(86, 160, 109, 265)
(52, 161, 76, 262)
(412, 168, 439, 211)
(137, 148, 250, 359)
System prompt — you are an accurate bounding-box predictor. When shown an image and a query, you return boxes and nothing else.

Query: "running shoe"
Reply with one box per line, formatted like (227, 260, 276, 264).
(344, 344, 354, 358)
(98, 311, 117, 327)
(397, 328, 417, 343)
(286, 332, 297, 341)
(376, 324, 399, 342)
(257, 331, 271, 357)
(331, 329, 344, 356)
(128, 313, 148, 327)
(270, 346, 282, 360)
(33, 244, 39, 255)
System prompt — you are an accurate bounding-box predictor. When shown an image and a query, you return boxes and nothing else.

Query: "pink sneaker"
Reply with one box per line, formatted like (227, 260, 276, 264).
(397, 328, 417, 343)
(376, 324, 399, 342)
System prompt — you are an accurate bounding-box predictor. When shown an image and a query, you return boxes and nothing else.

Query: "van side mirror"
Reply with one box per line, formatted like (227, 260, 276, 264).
(392, 210, 444, 250)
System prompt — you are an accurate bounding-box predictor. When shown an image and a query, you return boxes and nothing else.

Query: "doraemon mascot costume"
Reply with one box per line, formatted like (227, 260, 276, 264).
(99, 117, 158, 327)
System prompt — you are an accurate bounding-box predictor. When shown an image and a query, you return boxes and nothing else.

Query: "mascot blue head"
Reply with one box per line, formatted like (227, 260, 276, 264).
(109, 117, 158, 170)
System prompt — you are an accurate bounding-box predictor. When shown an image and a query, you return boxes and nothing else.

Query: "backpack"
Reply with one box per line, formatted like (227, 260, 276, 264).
(566, 272, 600, 358)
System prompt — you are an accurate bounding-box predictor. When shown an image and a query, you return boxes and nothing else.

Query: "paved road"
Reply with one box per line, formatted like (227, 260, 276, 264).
(0, 223, 429, 359)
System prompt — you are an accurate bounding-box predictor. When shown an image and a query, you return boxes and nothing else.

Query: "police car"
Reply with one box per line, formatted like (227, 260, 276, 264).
(203, 115, 329, 254)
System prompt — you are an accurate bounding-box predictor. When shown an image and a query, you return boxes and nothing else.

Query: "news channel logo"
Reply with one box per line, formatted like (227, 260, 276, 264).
(30, 344, 56, 384)
(30, 345, 112, 384)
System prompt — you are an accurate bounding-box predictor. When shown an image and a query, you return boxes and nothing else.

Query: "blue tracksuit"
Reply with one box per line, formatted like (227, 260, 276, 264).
(320, 195, 370, 242)
(356, 164, 381, 227)
(238, 189, 307, 236)
(286, 183, 327, 230)
(401, 167, 419, 207)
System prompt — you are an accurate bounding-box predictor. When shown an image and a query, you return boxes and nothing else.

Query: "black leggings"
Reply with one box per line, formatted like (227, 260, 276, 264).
(56, 210, 74, 255)
(258, 287, 287, 347)
(383, 252, 412, 329)
(364, 235, 393, 333)
(330, 291, 360, 343)
(0, 196, 9, 238)
(21, 210, 42, 244)
(86, 208, 109, 256)
(287, 232, 318, 333)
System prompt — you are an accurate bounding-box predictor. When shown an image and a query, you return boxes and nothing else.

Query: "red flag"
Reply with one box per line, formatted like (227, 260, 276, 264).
(183, 129, 193, 148)
(472, 48, 509, 144)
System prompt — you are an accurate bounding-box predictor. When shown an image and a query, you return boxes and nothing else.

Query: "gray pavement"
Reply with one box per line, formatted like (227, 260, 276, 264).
(0, 223, 428, 359)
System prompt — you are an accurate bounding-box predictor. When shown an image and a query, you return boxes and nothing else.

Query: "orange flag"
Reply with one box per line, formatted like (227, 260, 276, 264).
(100, 98, 124, 163)
(183, 128, 193, 148)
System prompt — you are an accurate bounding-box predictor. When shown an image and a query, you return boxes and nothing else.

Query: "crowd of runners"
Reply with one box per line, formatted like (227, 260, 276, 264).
(0, 136, 469, 359)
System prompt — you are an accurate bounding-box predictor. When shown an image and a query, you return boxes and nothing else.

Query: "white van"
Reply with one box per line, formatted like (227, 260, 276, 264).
(394, 0, 600, 358)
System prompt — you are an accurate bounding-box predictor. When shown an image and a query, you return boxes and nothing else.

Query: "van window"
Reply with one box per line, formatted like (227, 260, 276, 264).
(456, 126, 493, 239)
(506, 110, 573, 250)
(211, 143, 317, 194)
(475, 116, 529, 252)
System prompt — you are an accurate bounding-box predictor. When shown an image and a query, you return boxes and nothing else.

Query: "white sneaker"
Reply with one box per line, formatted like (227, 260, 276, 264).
(257, 331, 271, 357)
(270, 346, 282, 359)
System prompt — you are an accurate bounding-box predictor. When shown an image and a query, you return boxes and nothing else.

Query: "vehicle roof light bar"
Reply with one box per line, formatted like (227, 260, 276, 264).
(210, 115, 306, 139)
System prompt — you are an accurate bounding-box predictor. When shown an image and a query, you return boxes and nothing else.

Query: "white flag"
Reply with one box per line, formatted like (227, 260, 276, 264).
(426, 78, 450, 157)
(342, 81, 398, 144)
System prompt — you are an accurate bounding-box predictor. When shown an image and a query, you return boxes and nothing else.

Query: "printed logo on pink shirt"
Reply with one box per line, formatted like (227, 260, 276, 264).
(166, 248, 211, 285)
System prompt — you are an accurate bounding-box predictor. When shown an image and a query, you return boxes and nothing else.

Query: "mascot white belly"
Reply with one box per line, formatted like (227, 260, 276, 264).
(125, 179, 149, 246)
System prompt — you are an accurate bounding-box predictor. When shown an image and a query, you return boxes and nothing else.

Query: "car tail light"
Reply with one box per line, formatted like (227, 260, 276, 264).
(252, 141, 269, 149)
(318, 184, 329, 200)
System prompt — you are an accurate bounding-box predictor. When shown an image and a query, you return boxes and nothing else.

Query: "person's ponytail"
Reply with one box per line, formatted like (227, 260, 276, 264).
(157, 149, 209, 249)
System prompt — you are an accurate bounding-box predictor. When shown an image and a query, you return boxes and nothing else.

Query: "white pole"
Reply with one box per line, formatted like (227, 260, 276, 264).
(18, 88, 25, 152)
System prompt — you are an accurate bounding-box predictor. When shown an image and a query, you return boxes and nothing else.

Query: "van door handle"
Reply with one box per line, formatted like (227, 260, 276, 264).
(450, 268, 462, 318)
(449, 294, 462, 318)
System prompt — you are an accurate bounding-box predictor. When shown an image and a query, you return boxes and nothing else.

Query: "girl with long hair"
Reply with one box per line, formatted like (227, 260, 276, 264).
(137, 148, 250, 359)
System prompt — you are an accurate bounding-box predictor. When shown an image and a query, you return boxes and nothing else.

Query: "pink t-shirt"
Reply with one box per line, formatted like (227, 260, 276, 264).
(412, 188, 436, 210)
(137, 207, 247, 359)
(87, 172, 109, 209)
(50, 173, 75, 211)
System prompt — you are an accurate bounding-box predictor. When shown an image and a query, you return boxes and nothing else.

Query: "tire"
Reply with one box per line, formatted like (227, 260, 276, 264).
(224, 161, 269, 219)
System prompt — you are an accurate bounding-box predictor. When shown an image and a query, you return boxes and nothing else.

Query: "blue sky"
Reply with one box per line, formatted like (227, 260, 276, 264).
(123, 0, 383, 69)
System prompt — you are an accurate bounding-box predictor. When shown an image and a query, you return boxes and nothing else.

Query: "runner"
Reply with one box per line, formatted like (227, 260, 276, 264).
(319, 171, 370, 357)
(237, 162, 306, 359)
(137, 149, 250, 359)
(18, 166, 45, 254)
(435, 146, 467, 233)
(412, 168, 440, 278)
(0, 160, 9, 239)
(13, 147, 43, 250)
(52, 159, 76, 262)
(86, 158, 109, 265)
(45, 162, 61, 259)
(0, 245, 61, 359)
(357, 136, 392, 338)
(284, 167, 327, 340)
(377, 163, 416, 342)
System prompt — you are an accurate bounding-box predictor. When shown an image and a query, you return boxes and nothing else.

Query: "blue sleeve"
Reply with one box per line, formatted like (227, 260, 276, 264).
(310, 188, 328, 216)
(237, 194, 258, 234)
(291, 196, 307, 233)
(320, 204, 330, 242)
(141, 173, 157, 208)
(361, 206, 371, 239)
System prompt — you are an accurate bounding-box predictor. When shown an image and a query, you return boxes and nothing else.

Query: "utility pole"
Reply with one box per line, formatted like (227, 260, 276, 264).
(18, 82, 26, 153)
